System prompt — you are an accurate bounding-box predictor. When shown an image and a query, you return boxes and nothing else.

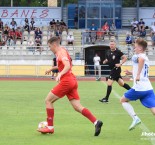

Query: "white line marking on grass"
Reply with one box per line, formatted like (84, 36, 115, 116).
(101, 81, 155, 145)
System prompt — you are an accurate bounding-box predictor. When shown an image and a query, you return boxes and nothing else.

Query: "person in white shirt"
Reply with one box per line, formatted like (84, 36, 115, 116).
(120, 38, 155, 131)
(150, 22, 155, 35)
(93, 54, 101, 77)
(67, 34, 74, 45)
(131, 18, 138, 35)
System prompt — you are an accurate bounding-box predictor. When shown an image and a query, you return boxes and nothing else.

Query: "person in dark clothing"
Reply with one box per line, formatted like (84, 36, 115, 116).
(99, 40, 131, 103)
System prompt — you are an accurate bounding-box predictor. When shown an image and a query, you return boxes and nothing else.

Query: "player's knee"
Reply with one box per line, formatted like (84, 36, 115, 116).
(120, 97, 126, 103)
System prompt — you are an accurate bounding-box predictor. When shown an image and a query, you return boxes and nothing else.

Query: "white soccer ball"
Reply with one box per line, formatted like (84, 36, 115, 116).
(38, 121, 47, 129)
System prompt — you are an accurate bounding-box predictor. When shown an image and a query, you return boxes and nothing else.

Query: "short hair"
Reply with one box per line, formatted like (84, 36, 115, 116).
(135, 38, 147, 51)
(110, 40, 116, 43)
(48, 36, 60, 45)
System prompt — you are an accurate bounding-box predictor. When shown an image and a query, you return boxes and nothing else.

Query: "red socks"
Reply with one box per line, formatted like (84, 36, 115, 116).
(82, 108, 97, 123)
(46, 108, 54, 126)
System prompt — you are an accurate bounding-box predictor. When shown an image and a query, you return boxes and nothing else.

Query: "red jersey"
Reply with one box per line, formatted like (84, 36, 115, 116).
(55, 47, 73, 79)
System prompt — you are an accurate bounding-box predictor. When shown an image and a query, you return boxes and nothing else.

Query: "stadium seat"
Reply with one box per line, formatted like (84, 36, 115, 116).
(30, 31, 35, 36)
(7, 50, 14, 55)
(42, 36, 48, 41)
(42, 41, 47, 46)
(16, 41, 21, 46)
(21, 50, 27, 55)
(68, 31, 73, 36)
(8, 46, 14, 50)
(14, 50, 21, 55)
(148, 51, 153, 55)
(41, 51, 47, 55)
(61, 41, 67, 46)
(42, 31, 48, 36)
(146, 36, 152, 41)
(147, 41, 152, 46)
(62, 35, 67, 41)
(34, 51, 40, 55)
(62, 31, 67, 36)
(22, 41, 28, 46)
(67, 46, 74, 51)
(23, 31, 29, 36)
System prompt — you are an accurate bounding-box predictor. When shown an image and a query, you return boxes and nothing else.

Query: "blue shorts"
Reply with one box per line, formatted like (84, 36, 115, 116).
(124, 89, 155, 108)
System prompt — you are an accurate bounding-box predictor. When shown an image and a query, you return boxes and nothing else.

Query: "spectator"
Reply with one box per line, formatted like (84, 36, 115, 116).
(30, 18, 35, 30)
(131, 18, 138, 35)
(133, 27, 140, 39)
(56, 20, 60, 30)
(126, 33, 132, 44)
(55, 28, 62, 37)
(24, 18, 30, 32)
(90, 23, 98, 44)
(50, 19, 56, 30)
(109, 22, 117, 37)
(102, 21, 110, 39)
(67, 33, 74, 45)
(35, 36, 41, 45)
(138, 18, 145, 32)
(6, 35, 15, 46)
(9, 28, 16, 42)
(10, 18, 17, 29)
(151, 32, 155, 47)
(140, 28, 146, 37)
(60, 20, 67, 31)
(96, 28, 103, 40)
(15, 29, 22, 42)
(74, 14, 78, 29)
(0, 18, 3, 31)
(28, 39, 35, 51)
(150, 23, 155, 35)
(93, 53, 100, 77)
(35, 27, 42, 39)
(3, 25, 9, 39)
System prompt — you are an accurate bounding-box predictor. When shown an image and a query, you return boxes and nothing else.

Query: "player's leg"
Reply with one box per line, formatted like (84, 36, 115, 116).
(120, 90, 141, 131)
(67, 82, 103, 136)
(150, 108, 155, 115)
(70, 99, 103, 136)
(94, 66, 96, 76)
(117, 78, 131, 90)
(37, 91, 59, 133)
(99, 78, 114, 103)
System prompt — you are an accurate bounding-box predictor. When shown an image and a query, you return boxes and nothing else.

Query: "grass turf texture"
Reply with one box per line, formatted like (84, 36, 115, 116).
(0, 80, 155, 145)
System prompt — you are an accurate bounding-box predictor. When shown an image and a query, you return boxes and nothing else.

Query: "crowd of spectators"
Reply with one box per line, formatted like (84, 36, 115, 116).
(82, 21, 117, 44)
(0, 18, 69, 49)
(126, 18, 148, 45)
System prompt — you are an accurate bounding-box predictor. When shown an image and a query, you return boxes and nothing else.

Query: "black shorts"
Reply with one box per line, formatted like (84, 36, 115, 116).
(108, 67, 122, 81)
(52, 69, 58, 73)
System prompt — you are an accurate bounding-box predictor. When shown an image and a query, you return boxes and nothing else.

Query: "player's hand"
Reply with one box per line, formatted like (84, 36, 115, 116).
(136, 75, 140, 83)
(124, 70, 132, 75)
(56, 73, 62, 82)
(45, 69, 51, 75)
(115, 63, 121, 68)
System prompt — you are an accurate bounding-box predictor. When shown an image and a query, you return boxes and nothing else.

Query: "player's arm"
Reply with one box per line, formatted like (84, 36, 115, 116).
(124, 70, 132, 75)
(56, 58, 70, 82)
(103, 59, 108, 64)
(136, 57, 145, 82)
(45, 66, 58, 75)
(115, 55, 127, 67)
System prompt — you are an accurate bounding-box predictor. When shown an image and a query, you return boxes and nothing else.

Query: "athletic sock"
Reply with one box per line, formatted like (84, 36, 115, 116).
(46, 108, 54, 126)
(122, 102, 136, 120)
(105, 85, 112, 100)
(123, 83, 131, 90)
(82, 108, 97, 124)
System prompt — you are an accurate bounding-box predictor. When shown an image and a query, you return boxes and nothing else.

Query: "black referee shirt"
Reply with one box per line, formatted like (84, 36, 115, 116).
(105, 49, 124, 69)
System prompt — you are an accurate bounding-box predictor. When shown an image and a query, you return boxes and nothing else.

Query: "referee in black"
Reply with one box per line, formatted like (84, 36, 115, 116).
(99, 40, 131, 103)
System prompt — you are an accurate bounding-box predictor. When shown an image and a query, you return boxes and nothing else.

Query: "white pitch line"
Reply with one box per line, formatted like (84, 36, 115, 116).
(101, 81, 155, 145)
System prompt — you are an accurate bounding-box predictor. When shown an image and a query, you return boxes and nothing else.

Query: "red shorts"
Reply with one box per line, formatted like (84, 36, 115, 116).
(51, 76, 80, 101)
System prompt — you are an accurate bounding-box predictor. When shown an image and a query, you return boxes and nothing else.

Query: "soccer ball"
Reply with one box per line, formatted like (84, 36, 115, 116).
(38, 121, 47, 129)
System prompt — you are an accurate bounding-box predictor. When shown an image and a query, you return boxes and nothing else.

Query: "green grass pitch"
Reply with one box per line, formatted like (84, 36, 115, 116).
(0, 80, 155, 145)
